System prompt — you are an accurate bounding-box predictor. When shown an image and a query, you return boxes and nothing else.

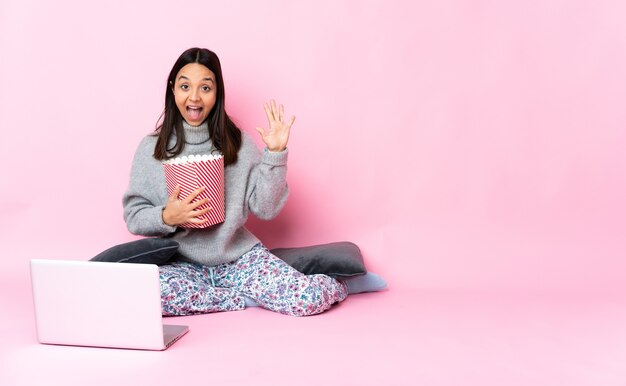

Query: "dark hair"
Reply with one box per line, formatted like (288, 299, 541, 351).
(153, 48, 242, 166)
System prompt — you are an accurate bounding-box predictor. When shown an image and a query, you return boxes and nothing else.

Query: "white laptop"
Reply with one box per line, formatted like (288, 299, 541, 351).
(30, 259, 188, 350)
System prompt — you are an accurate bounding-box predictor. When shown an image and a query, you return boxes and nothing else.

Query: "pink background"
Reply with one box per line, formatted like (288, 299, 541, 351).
(2, 0, 624, 294)
(2, 1, 626, 385)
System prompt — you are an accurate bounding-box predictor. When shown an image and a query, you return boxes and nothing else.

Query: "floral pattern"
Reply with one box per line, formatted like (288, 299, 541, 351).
(159, 244, 347, 317)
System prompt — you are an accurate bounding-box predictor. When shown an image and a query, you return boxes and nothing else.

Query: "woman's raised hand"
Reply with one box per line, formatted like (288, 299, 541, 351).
(162, 185, 211, 226)
(255, 100, 296, 152)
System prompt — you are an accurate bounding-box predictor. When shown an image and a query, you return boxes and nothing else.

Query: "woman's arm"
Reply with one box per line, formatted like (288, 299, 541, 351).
(247, 147, 289, 220)
(247, 100, 295, 219)
(122, 137, 179, 236)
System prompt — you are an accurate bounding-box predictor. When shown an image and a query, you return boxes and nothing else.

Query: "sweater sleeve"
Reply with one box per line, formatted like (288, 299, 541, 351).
(246, 141, 289, 221)
(122, 137, 178, 236)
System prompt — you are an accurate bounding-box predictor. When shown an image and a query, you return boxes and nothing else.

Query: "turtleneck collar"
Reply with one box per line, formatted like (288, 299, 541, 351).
(182, 120, 210, 145)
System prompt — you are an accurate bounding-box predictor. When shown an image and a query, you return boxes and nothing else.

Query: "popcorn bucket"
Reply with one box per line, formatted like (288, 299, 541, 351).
(162, 154, 225, 228)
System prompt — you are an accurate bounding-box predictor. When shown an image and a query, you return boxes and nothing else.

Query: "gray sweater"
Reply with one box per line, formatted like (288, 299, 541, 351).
(122, 121, 289, 266)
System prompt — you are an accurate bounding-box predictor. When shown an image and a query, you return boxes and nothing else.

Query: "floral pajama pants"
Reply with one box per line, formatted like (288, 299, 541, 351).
(159, 244, 348, 317)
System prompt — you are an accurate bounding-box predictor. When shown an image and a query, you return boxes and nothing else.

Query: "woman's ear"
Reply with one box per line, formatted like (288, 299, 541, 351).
(169, 80, 174, 93)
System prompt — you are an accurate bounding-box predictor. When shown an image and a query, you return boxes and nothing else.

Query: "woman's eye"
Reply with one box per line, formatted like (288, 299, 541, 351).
(180, 84, 189, 90)
(202, 86, 211, 92)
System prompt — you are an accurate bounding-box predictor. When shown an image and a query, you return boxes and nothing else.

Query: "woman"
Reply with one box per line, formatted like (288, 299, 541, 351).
(123, 47, 347, 316)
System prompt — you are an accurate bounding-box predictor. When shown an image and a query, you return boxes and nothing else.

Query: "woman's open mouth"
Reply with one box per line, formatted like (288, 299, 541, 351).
(186, 106, 203, 121)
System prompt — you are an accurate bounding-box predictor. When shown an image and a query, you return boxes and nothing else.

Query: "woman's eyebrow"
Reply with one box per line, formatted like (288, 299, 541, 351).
(177, 75, 214, 83)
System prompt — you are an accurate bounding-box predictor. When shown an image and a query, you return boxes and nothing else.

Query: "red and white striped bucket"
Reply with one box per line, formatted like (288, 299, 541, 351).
(162, 154, 225, 228)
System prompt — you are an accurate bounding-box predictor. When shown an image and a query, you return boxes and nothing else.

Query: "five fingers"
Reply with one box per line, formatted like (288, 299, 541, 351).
(263, 100, 295, 129)
(168, 185, 212, 223)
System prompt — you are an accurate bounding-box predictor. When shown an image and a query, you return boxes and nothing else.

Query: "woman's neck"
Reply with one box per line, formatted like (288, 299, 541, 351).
(182, 120, 210, 145)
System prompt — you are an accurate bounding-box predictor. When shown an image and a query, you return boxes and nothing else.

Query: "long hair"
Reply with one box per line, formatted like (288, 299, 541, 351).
(153, 48, 242, 166)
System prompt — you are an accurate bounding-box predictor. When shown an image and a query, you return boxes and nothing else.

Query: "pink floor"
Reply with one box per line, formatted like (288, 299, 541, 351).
(3, 271, 626, 386)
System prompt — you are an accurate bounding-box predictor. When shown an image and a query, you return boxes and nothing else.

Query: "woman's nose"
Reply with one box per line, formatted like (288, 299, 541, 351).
(190, 89, 200, 101)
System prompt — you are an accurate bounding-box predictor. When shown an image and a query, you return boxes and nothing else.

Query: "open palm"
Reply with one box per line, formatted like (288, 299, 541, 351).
(255, 100, 296, 152)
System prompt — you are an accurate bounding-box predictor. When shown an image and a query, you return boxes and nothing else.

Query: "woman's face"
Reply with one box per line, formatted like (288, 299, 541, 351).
(172, 63, 217, 126)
